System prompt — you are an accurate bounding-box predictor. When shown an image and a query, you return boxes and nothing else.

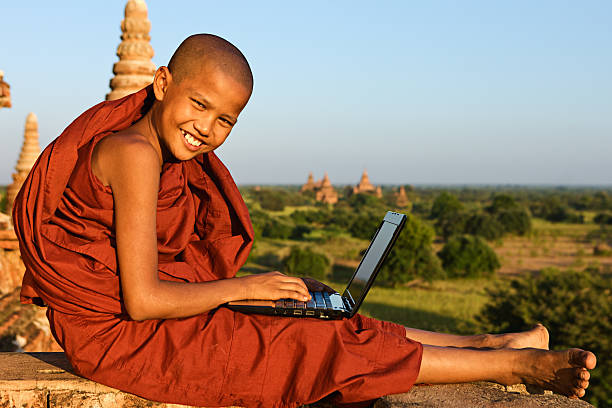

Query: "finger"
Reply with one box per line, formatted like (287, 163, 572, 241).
(282, 277, 310, 293)
(281, 281, 310, 297)
(268, 271, 285, 277)
(284, 290, 310, 301)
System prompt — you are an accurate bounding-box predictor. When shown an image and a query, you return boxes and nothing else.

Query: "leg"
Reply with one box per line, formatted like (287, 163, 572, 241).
(416, 345, 596, 399)
(404, 323, 549, 349)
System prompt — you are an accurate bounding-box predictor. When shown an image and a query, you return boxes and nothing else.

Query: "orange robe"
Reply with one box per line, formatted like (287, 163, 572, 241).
(13, 87, 422, 408)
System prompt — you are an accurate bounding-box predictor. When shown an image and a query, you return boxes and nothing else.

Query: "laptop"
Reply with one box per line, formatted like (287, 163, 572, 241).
(226, 211, 406, 319)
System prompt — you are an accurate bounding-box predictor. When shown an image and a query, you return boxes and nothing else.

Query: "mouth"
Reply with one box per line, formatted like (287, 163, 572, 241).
(180, 129, 204, 150)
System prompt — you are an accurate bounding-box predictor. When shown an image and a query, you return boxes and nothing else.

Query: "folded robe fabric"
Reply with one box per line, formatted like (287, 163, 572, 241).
(13, 86, 422, 408)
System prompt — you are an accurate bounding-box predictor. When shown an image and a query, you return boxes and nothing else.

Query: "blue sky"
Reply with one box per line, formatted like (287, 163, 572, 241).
(1, 1, 610, 185)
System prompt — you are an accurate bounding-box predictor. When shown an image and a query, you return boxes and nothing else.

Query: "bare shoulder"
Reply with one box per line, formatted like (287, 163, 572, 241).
(92, 130, 161, 187)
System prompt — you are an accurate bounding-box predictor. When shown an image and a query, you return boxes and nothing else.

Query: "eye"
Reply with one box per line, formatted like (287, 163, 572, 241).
(219, 117, 234, 127)
(191, 98, 206, 109)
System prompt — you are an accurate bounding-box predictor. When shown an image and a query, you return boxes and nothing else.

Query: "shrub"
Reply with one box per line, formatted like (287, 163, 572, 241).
(475, 268, 612, 406)
(464, 213, 505, 241)
(378, 213, 445, 286)
(586, 226, 612, 245)
(437, 235, 500, 278)
(0, 190, 7, 214)
(290, 209, 327, 225)
(290, 224, 312, 240)
(262, 218, 293, 239)
(594, 213, 612, 225)
(348, 214, 381, 240)
(323, 207, 358, 231)
(283, 246, 330, 280)
(253, 189, 287, 211)
(435, 211, 469, 241)
(347, 193, 383, 211)
(486, 194, 519, 213)
(430, 192, 463, 220)
(530, 197, 584, 223)
(495, 209, 531, 236)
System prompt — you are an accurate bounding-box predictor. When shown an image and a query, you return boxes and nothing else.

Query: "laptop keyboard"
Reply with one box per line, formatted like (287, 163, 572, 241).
(275, 291, 343, 317)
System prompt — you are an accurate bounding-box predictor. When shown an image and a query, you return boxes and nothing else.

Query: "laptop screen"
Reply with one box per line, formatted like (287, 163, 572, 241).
(342, 220, 399, 308)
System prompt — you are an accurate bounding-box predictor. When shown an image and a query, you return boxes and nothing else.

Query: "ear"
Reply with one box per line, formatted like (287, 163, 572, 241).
(152, 66, 172, 101)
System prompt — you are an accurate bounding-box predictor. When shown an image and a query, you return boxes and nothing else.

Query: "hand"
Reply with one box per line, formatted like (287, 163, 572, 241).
(301, 277, 336, 294)
(238, 272, 311, 302)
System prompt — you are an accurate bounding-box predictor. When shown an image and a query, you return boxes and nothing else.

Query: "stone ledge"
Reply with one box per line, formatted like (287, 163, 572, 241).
(0, 352, 593, 408)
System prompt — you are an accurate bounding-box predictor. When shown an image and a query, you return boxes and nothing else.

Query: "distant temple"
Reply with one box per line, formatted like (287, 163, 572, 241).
(315, 173, 338, 204)
(300, 172, 317, 192)
(301, 172, 338, 204)
(7, 113, 41, 210)
(352, 169, 382, 198)
(106, 0, 156, 100)
(0, 70, 11, 108)
(395, 185, 410, 208)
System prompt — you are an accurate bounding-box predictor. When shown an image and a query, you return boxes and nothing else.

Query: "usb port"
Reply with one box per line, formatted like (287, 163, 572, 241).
(305, 311, 315, 316)
(293, 310, 302, 316)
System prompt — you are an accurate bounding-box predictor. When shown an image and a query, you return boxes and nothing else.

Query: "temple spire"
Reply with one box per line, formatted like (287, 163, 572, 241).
(0, 70, 11, 108)
(301, 172, 316, 192)
(315, 172, 338, 204)
(7, 113, 41, 210)
(106, 0, 156, 100)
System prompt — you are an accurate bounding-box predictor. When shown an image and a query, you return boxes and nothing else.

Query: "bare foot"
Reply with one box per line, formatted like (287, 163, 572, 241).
(513, 348, 597, 398)
(501, 323, 549, 350)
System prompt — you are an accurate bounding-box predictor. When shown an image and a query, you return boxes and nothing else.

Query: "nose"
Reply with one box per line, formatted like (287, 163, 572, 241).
(194, 115, 214, 137)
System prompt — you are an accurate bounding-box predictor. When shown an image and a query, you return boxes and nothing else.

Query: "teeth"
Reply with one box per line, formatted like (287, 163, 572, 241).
(181, 130, 202, 147)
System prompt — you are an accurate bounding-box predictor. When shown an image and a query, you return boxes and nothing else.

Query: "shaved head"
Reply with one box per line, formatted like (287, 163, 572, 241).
(168, 34, 253, 94)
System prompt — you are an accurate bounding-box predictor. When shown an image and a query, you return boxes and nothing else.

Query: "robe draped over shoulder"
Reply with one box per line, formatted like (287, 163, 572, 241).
(13, 87, 422, 408)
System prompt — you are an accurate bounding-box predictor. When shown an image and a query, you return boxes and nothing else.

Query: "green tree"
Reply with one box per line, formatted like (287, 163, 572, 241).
(437, 235, 500, 278)
(0, 190, 7, 214)
(464, 213, 504, 241)
(594, 213, 612, 225)
(290, 224, 312, 240)
(347, 193, 383, 211)
(475, 268, 612, 406)
(435, 211, 469, 241)
(348, 214, 381, 240)
(379, 213, 444, 286)
(430, 192, 463, 220)
(283, 246, 330, 280)
(495, 209, 531, 236)
(262, 218, 293, 239)
(253, 189, 288, 211)
(486, 194, 519, 213)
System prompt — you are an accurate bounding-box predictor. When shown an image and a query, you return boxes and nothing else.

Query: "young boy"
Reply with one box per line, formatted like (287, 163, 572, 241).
(14, 34, 596, 408)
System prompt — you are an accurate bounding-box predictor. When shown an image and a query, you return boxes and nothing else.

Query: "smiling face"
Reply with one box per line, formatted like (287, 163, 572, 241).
(151, 64, 251, 162)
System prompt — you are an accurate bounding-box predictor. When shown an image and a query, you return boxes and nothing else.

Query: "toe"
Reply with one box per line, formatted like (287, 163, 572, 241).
(579, 370, 590, 381)
(569, 349, 597, 369)
(575, 379, 589, 389)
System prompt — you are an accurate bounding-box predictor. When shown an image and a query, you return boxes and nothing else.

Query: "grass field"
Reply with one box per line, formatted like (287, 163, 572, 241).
(356, 278, 495, 334)
(243, 206, 612, 337)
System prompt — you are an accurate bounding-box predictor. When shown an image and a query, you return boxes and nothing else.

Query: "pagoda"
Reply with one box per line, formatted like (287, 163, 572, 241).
(7, 113, 41, 210)
(106, 0, 156, 100)
(395, 185, 410, 208)
(352, 169, 382, 198)
(300, 172, 316, 192)
(314, 173, 338, 204)
(0, 70, 11, 108)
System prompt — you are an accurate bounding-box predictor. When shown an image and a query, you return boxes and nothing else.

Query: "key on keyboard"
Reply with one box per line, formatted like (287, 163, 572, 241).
(323, 292, 332, 308)
(314, 292, 326, 309)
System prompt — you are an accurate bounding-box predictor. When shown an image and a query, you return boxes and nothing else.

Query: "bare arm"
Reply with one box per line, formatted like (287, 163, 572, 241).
(93, 134, 310, 321)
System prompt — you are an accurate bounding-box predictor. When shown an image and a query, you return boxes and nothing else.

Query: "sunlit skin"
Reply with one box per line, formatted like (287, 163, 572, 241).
(90, 34, 596, 401)
(146, 64, 248, 164)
